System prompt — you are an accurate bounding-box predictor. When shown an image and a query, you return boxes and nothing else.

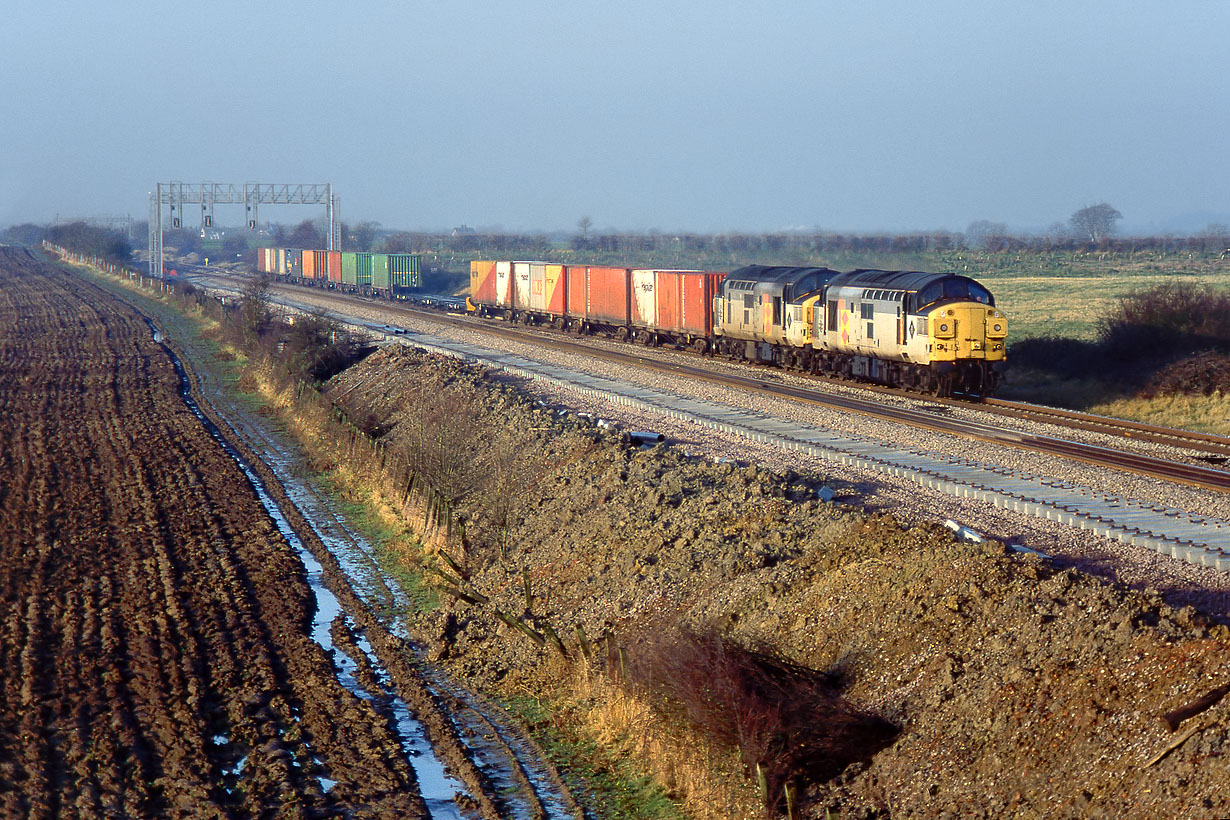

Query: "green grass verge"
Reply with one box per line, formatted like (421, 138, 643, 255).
(501, 694, 687, 820)
(309, 472, 441, 616)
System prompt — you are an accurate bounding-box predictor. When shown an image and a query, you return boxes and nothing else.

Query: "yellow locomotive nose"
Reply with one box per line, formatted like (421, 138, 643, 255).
(986, 309, 1007, 339)
(928, 304, 1007, 362)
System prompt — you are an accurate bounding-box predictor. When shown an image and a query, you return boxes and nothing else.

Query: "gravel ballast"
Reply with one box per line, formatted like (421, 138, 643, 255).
(268, 286, 1230, 618)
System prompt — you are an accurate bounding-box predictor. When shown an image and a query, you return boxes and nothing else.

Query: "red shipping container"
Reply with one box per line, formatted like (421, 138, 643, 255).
(671, 270, 725, 335)
(326, 250, 342, 283)
(584, 266, 632, 326)
(565, 265, 588, 317)
(307, 249, 327, 280)
(632, 270, 726, 336)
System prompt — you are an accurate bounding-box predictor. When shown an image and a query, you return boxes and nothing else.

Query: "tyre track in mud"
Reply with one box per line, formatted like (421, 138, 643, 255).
(70, 253, 583, 819)
(160, 317, 579, 820)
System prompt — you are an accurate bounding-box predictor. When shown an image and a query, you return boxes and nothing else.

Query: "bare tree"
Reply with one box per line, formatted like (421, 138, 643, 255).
(288, 218, 325, 249)
(1070, 203, 1123, 243)
(382, 232, 414, 253)
(964, 219, 1008, 249)
(347, 221, 380, 251)
(577, 215, 593, 239)
(238, 273, 273, 345)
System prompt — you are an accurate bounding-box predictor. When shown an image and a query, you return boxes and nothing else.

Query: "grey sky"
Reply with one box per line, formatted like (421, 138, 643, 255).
(2, 1, 1227, 234)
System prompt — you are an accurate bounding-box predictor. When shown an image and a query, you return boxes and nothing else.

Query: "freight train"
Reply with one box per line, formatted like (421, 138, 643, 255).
(255, 247, 422, 298)
(468, 260, 1007, 397)
(257, 248, 1006, 397)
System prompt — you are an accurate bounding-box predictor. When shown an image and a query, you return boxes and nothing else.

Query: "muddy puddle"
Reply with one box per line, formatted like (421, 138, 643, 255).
(151, 321, 471, 818)
(154, 320, 574, 818)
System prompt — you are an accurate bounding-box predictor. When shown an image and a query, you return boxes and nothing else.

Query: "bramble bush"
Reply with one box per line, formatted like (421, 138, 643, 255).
(618, 621, 896, 816)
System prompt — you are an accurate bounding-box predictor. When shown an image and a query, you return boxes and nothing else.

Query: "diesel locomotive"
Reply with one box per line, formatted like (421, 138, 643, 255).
(467, 260, 1007, 397)
(712, 265, 1007, 396)
(258, 247, 1007, 397)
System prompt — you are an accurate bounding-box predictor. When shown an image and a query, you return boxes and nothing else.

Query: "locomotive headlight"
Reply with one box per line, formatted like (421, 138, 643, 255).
(933, 308, 957, 338)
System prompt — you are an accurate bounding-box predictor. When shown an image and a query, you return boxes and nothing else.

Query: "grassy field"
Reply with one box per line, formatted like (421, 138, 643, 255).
(947, 250, 1230, 342)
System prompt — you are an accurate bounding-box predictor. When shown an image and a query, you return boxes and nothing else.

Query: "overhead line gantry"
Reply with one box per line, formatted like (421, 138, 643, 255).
(147, 182, 338, 277)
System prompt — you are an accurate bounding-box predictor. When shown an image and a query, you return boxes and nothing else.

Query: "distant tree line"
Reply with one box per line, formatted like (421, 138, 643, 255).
(415, 225, 1230, 258)
(42, 222, 132, 263)
(2, 223, 46, 246)
(12, 200, 1230, 267)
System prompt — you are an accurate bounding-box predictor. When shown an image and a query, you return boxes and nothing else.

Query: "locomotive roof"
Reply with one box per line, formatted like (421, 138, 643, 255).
(827, 269, 978, 292)
(725, 265, 842, 285)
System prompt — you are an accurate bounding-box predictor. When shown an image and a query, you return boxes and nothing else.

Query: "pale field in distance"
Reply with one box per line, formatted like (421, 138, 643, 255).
(979, 253, 1230, 434)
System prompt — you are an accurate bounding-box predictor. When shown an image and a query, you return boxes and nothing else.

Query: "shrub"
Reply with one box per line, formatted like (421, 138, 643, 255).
(1097, 283, 1230, 363)
(618, 622, 896, 816)
(1141, 352, 1230, 397)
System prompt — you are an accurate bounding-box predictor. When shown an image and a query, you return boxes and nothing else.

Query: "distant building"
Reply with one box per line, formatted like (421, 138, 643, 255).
(451, 225, 476, 236)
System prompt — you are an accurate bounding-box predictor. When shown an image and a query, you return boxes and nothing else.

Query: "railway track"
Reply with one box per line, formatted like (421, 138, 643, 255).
(188, 269, 1230, 493)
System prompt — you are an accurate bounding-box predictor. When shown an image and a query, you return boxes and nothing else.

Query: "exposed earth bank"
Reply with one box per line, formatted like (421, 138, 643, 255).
(323, 345, 1230, 819)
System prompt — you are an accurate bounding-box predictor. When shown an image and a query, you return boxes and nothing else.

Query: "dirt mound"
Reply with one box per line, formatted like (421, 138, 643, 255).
(327, 344, 1230, 819)
(1142, 351, 1230, 397)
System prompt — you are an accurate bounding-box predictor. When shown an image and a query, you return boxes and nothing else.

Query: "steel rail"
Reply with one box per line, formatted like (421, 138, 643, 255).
(191, 270, 1230, 493)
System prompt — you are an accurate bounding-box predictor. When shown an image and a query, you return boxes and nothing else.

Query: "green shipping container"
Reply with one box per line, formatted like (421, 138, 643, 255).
(355, 252, 373, 287)
(341, 252, 358, 286)
(370, 253, 390, 290)
(388, 253, 422, 289)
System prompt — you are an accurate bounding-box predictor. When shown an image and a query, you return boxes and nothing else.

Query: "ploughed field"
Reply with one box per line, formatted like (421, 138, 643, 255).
(0, 247, 425, 818)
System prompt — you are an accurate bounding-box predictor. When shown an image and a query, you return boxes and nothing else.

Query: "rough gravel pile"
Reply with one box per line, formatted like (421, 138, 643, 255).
(326, 347, 1230, 820)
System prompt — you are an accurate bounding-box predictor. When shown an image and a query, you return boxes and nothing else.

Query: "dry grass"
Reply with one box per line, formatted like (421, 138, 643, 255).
(1087, 392, 1230, 437)
(555, 657, 763, 820)
(992, 271, 1230, 342)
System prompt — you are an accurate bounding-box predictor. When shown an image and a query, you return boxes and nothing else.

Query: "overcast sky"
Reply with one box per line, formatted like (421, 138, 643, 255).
(2, 1, 1227, 235)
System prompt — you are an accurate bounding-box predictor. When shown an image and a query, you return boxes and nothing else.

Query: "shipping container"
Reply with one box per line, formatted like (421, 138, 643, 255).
(527, 263, 566, 316)
(370, 253, 390, 291)
(326, 250, 342, 284)
(276, 248, 287, 275)
(285, 249, 302, 279)
(354, 252, 373, 287)
(631, 269, 726, 338)
(389, 254, 421, 289)
(303, 249, 326, 280)
(470, 260, 498, 306)
(583, 266, 632, 327)
(512, 261, 534, 311)
(341, 252, 358, 287)
(564, 265, 588, 317)
(255, 248, 269, 273)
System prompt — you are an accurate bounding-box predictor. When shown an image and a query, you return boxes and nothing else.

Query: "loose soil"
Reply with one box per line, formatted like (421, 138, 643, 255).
(325, 344, 1230, 819)
(0, 248, 426, 818)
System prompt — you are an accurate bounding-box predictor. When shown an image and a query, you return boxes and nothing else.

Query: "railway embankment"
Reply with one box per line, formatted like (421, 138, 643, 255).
(55, 256, 1230, 819)
(244, 341, 1230, 820)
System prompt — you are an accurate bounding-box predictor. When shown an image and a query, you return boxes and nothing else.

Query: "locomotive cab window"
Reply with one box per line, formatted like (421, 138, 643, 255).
(912, 278, 995, 312)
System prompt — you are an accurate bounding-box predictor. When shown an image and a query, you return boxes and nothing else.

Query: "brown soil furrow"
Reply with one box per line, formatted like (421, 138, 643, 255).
(0, 248, 430, 817)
